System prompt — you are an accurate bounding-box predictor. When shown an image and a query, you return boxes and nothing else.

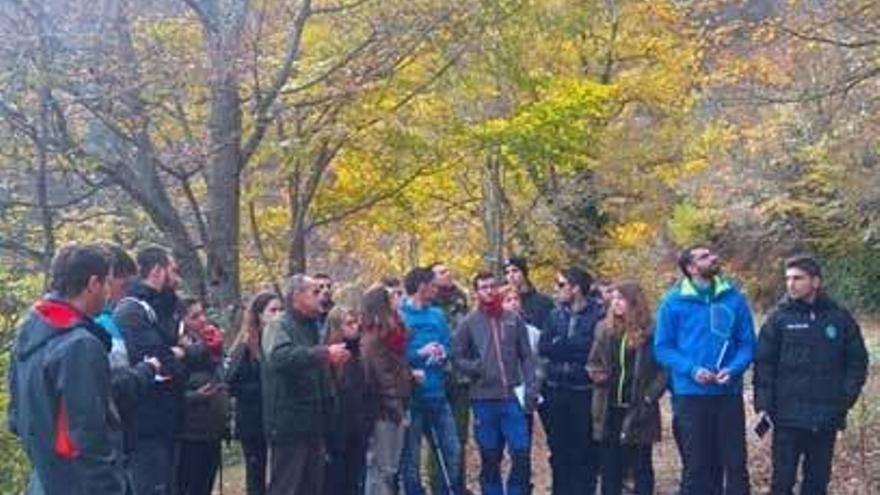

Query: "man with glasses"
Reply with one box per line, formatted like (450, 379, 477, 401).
(454, 271, 537, 495)
(538, 267, 605, 495)
(654, 245, 756, 495)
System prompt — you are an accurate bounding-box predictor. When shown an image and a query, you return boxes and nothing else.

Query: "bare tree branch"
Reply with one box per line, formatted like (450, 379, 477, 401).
(312, 0, 370, 15)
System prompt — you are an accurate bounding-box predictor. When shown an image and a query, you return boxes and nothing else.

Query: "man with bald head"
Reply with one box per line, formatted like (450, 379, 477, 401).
(262, 274, 351, 495)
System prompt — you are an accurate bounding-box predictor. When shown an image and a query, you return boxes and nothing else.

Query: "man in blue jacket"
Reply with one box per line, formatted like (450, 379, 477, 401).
(400, 266, 462, 495)
(8, 244, 128, 494)
(654, 245, 756, 495)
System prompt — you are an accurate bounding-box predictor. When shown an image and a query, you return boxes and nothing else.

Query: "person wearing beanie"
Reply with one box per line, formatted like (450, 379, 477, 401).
(504, 257, 554, 333)
(454, 271, 537, 495)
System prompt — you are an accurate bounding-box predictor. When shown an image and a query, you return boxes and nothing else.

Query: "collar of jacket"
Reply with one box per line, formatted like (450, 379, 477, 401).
(779, 291, 836, 313)
(677, 276, 733, 300)
(33, 296, 111, 351)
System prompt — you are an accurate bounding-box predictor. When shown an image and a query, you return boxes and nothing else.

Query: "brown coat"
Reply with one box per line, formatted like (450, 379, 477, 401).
(363, 331, 413, 425)
(588, 320, 667, 445)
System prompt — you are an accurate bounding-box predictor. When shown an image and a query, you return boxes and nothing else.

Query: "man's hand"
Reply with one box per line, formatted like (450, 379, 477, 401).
(171, 346, 185, 360)
(327, 343, 352, 366)
(715, 368, 732, 385)
(586, 365, 609, 384)
(144, 356, 162, 374)
(412, 369, 426, 384)
(195, 383, 218, 398)
(693, 367, 715, 385)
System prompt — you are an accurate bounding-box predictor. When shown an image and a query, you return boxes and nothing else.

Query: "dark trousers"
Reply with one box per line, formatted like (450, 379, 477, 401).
(599, 407, 654, 495)
(268, 438, 326, 495)
(325, 433, 368, 495)
(241, 436, 268, 495)
(176, 440, 221, 495)
(676, 395, 749, 495)
(771, 426, 836, 495)
(129, 437, 175, 495)
(540, 387, 598, 495)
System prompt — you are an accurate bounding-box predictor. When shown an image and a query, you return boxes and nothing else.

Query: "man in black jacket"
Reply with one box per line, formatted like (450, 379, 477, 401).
(262, 274, 351, 495)
(754, 255, 869, 495)
(114, 246, 191, 495)
(538, 267, 604, 495)
(504, 257, 554, 332)
(8, 244, 128, 494)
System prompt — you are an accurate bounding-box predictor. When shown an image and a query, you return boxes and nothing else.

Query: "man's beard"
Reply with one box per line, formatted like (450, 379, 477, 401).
(699, 264, 721, 279)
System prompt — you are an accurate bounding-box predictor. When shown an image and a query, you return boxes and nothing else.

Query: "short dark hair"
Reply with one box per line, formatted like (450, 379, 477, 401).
(471, 271, 495, 291)
(136, 246, 171, 279)
(50, 244, 110, 298)
(404, 267, 435, 296)
(677, 244, 711, 277)
(381, 276, 401, 288)
(785, 255, 822, 278)
(180, 295, 202, 313)
(312, 272, 332, 281)
(102, 243, 137, 279)
(560, 266, 593, 296)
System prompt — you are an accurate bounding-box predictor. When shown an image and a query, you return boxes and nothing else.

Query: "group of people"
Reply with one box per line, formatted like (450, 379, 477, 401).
(6, 241, 870, 495)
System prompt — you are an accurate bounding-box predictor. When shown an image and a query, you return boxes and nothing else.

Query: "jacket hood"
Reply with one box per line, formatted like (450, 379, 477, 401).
(668, 276, 736, 302)
(16, 297, 111, 361)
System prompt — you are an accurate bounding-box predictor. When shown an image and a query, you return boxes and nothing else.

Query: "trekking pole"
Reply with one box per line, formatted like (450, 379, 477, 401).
(427, 425, 454, 494)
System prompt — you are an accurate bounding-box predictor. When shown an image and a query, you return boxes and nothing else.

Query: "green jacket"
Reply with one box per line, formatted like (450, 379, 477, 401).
(261, 310, 335, 444)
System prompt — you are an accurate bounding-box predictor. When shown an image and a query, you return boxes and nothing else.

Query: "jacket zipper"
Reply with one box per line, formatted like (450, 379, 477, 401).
(490, 317, 509, 392)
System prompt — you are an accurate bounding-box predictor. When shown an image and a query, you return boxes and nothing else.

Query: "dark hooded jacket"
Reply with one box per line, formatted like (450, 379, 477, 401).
(261, 307, 335, 444)
(520, 286, 555, 332)
(113, 281, 191, 440)
(538, 298, 605, 391)
(754, 293, 869, 431)
(8, 297, 128, 495)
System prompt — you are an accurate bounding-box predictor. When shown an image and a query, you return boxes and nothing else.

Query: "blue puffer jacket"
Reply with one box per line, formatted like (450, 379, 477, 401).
(401, 299, 452, 402)
(654, 277, 756, 396)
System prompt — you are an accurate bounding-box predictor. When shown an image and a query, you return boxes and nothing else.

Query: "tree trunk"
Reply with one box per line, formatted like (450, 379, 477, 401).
(482, 148, 505, 275)
(205, 31, 243, 309)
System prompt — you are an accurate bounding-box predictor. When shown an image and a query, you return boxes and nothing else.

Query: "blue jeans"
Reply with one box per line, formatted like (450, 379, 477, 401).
(401, 398, 462, 495)
(472, 399, 531, 495)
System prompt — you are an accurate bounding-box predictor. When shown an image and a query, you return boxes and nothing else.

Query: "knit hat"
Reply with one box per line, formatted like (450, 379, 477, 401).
(504, 256, 529, 279)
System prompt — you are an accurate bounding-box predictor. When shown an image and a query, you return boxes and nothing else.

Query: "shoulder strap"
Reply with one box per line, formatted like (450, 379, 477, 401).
(118, 296, 158, 325)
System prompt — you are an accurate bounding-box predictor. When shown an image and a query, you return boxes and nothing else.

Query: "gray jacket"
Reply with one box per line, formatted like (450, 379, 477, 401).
(453, 309, 537, 410)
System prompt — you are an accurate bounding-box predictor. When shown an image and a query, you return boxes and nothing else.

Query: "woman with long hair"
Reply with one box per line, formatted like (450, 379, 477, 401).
(361, 284, 415, 495)
(587, 282, 667, 495)
(227, 291, 282, 495)
(323, 303, 371, 495)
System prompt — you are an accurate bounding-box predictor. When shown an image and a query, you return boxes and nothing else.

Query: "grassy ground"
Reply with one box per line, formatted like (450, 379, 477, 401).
(215, 318, 880, 495)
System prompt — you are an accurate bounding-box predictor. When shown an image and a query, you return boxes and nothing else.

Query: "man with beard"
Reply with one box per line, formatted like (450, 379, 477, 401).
(429, 262, 470, 494)
(654, 245, 756, 495)
(114, 246, 193, 495)
(754, 256, 868, 495)
(454, 271, 536, 495)
(9, 244, 129, 494)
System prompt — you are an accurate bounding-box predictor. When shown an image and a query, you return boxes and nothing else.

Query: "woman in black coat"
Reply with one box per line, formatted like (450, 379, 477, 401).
(227, 292, 283, 495)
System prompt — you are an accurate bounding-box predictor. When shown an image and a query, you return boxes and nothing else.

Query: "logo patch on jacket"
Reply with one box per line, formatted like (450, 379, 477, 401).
(824, 325, 838, 340)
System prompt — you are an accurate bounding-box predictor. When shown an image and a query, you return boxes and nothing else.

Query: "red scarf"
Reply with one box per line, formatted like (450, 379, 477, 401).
(194, 324, 224, 362)
(384, 318, 408, 356)
(479, 295, 505, 319)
